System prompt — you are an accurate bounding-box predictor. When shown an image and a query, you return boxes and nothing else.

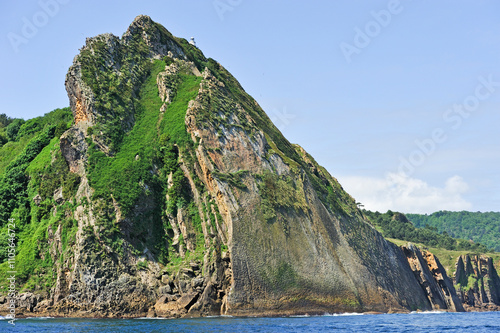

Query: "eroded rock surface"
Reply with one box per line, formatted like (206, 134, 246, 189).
(402, 244, 463, 311)
(454, 254, 500, 311)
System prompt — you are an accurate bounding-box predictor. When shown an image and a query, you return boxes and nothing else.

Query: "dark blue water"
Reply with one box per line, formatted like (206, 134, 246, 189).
(1, 311, 499, 332)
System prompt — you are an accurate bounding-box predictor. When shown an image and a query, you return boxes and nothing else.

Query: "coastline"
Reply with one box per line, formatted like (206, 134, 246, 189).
(4, 305, 499, 320)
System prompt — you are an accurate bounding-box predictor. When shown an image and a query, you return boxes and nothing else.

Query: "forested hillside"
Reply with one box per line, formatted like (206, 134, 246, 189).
(0, 108, 73, 277)
(407, 211, 500, 252)
(364, 210, 492, 253)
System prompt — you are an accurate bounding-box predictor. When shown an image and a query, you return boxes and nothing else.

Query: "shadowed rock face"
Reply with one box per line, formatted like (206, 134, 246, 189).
(402, 244, 464, 312)
(0, 15, 473, 318)
(454, 255, 500, 311)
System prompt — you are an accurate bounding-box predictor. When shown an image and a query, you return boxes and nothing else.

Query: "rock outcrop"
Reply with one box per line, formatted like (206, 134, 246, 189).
(402, 244, 463, 311)
(454, 254, 500, 311)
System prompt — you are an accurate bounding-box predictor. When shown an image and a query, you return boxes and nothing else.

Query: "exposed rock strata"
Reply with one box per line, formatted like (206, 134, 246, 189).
(402, 244, 463, 311)
(454, 254, 500, 311)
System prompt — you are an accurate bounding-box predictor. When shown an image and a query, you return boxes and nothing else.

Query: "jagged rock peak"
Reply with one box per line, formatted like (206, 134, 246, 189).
(64, 15, 191, 160)
(132, 14, 154, 25)
(122, 15, 184, 59)
(126, 14, 163, 35)
(123, 14, 156, 39)
(76, 15, 184, 62)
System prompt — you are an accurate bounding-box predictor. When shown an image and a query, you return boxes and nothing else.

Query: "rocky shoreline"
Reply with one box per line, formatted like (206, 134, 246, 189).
(2, 250, 499, 319)
(4, 306, 499, 320)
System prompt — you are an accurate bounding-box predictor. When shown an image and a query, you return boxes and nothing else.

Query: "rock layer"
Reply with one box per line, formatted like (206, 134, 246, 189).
(402, 244, 463, 311)
(454, 255, 500, 311)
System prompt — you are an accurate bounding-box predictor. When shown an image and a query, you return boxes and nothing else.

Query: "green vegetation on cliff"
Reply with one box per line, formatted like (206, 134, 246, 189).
(86, 58, 203, 262)
(0, 109, 72, 224)
(78, 34, 151, 151)
(87, 60, 166, 216)
(257, 170, 308, 232)
(0, 108, 74, 290)
(0, 51, 207, 293)
(0, 109, 71, 175)
(159, 32, 360, 221)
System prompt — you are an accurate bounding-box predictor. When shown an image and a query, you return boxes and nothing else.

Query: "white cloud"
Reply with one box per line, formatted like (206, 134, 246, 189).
(338, 173, 472, 214)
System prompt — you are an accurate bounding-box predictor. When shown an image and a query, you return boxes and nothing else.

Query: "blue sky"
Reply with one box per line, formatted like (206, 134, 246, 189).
(1, 0, 499, 213)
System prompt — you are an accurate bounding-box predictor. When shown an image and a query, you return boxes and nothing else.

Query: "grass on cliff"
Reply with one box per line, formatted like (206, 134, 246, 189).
(159, 73, 201, 146)
(0, 137, 32, 175)
(88, 60, 201, 215)
(86, 59, 167, 258)
(87, 60, 166, 214)
(87, 59, 202, 263)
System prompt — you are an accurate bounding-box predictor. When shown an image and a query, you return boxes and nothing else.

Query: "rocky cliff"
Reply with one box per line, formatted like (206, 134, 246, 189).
(402, 244, 463, 311)
(0, 16, 491, 318)
(454, 254, 500, 311)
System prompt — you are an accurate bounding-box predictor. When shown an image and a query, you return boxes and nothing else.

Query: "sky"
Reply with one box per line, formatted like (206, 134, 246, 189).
(0, 0, 499, 214)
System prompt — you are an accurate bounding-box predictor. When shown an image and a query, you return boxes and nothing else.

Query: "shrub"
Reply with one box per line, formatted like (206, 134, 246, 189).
(136, 260, 148, 271)
(6, 119, 25, 141)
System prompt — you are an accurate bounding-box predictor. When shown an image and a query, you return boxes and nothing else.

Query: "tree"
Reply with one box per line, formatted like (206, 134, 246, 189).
(6, 118, 25, 141)
(0, 113, 13, 128)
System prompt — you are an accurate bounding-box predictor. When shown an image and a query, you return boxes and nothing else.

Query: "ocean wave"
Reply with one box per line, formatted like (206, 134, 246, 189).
(134, 317, 170, 320)
(410, 310, 447, 315)
(324, 312, 364, 317)
(290, 312, 364, 318)
(25, 317, 55, 319)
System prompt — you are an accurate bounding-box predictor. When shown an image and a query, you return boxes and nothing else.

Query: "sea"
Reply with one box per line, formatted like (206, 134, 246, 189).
(1, 311, 499, 332)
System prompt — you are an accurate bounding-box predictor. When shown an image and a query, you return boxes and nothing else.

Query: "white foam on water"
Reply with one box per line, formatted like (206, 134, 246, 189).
(290, 312, 364, 318)
(134, 317, 170, 320)
(410, 310, 447, 315)
(324, 312, 364, 317)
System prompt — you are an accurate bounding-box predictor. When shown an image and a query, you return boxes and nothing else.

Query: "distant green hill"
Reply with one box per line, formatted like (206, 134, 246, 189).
(364, 210, 492, 253)
(406, 211, 500, 252)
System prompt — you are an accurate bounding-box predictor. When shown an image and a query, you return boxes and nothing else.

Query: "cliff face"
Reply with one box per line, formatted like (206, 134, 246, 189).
(0, 15, 479, 318)
(454, 255, 500, 311)
(402, 244, 463, 311)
